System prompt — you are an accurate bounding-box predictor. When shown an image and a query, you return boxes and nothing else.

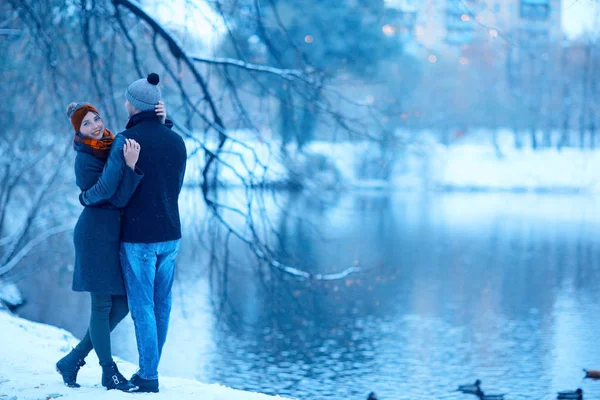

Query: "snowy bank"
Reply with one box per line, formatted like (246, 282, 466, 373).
(0, 280, 24, 310)
(0, 311, 292, 400)
(430, 144, 600, 192)
(183, 134, 600, 192)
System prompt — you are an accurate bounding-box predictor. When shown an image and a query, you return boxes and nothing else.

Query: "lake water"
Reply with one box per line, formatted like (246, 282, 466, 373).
(15, 190, 600, 399)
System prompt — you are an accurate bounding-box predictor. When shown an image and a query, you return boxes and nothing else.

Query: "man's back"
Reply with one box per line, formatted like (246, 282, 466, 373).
(120, 111, 187, 243)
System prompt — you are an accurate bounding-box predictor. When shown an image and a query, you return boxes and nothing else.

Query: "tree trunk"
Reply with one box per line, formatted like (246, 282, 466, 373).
(579, 43, 592, 150)
(278, 86, 295, 149)
(298, 92, 319, 150)
(558, 111, 570, 151)
(530, 127, 538, 150)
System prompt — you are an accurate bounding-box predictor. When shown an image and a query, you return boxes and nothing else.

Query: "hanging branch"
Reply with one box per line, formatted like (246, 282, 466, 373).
(112, 0, 228, 204)
(112, 0, 223, 127)
(113, 5, 144, 76)
(191, 55, 310, 82)
(0, 143, 72, 277)
(79, 0, 363, 282)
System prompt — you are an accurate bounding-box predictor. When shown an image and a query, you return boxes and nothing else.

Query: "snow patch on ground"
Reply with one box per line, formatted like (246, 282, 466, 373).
(429, 144, 600, 192)
(0, 311, 292, 400)
(0, 281, 24, 310)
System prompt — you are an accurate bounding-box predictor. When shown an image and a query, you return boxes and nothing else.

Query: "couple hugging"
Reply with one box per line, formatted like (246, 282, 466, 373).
(55, 73, 187, 393)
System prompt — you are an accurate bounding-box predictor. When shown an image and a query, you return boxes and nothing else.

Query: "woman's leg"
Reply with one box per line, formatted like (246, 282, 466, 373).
(73, 294, 129, 358)
(87, 292, 114, 366)
(56, 294, 129, 388)
(109, 295, 129, 328)
(101, 295, 136, 391)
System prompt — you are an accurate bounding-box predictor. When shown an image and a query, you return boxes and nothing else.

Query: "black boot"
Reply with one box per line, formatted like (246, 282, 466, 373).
(131, 372, 159, 393)
(56, 351, 86, 388)
(101, 362, 137, 392)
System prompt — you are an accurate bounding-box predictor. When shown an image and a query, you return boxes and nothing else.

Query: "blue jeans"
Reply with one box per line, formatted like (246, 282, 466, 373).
(120, 239, 180, 380)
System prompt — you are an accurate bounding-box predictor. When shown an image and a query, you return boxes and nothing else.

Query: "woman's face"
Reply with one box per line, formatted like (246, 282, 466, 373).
(79, 111, 104, 139)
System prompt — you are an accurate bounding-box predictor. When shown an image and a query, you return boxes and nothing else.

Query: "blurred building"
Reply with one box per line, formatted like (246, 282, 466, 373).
(386, 0, 562, 54)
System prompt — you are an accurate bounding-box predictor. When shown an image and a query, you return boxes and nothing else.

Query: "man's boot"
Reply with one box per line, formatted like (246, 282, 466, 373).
(131, 372, 159, 393)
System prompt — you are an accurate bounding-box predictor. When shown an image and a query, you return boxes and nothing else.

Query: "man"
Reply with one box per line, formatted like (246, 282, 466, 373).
(80, 72, 187, 393)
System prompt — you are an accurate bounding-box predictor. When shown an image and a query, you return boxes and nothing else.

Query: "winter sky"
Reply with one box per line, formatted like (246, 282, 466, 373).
(563, 0, 598, 39)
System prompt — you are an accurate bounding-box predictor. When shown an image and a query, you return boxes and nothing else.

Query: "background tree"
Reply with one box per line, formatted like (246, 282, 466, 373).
(215, 0, 413, 149)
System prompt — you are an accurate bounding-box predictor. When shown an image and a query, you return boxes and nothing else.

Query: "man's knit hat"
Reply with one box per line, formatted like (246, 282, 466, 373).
(125, 73, 162, 111)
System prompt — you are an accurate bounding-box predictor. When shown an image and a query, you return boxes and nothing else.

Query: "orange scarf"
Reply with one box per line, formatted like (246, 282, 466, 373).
(73, 129, 115, 161)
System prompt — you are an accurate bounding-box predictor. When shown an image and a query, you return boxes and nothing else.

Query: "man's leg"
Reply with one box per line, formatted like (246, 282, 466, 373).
(120, 242, 160, 380)
(154, 239, 180, 361)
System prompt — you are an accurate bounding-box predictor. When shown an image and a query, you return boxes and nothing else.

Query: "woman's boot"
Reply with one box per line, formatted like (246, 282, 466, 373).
(56, 351, 86, 388)
(101, 362, 137, 392)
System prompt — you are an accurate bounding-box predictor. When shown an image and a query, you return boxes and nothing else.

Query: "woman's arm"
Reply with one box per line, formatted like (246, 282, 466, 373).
(107, 165, 143, 208)
(79, 135, 141, 207)
(74, 153, 104, 192)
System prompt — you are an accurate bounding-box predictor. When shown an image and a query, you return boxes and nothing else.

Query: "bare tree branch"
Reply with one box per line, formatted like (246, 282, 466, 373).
(0, 223, 74, 276)
(191, 54, 309, 82)
(0, 143, 70, 270)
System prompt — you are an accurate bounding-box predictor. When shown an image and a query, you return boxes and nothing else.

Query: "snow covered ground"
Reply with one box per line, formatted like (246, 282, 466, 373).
(0, 311, 292, 400)
(427, 144, 600, 192)
(183, 132, 600, 192)
(0, 281, 24, 310)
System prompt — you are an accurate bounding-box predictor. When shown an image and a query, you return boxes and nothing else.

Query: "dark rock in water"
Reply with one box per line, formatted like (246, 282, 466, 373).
(367, 392, 378, 400)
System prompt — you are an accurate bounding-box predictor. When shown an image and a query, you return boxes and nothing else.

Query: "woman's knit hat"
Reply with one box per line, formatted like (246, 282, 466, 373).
(125, 73, 162, 111)
(67, 103, 99, 132)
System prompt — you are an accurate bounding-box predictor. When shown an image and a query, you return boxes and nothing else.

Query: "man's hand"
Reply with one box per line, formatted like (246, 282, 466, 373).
(123, 139, 141, 170)
(155, 101, 167, 125)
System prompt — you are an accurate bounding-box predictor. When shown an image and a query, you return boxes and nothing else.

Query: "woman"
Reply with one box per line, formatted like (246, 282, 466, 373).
(55, 102, 166, 392)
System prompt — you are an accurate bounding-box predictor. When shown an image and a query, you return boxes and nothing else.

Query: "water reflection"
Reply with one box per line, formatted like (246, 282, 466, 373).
(15, 191, 600, 399)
